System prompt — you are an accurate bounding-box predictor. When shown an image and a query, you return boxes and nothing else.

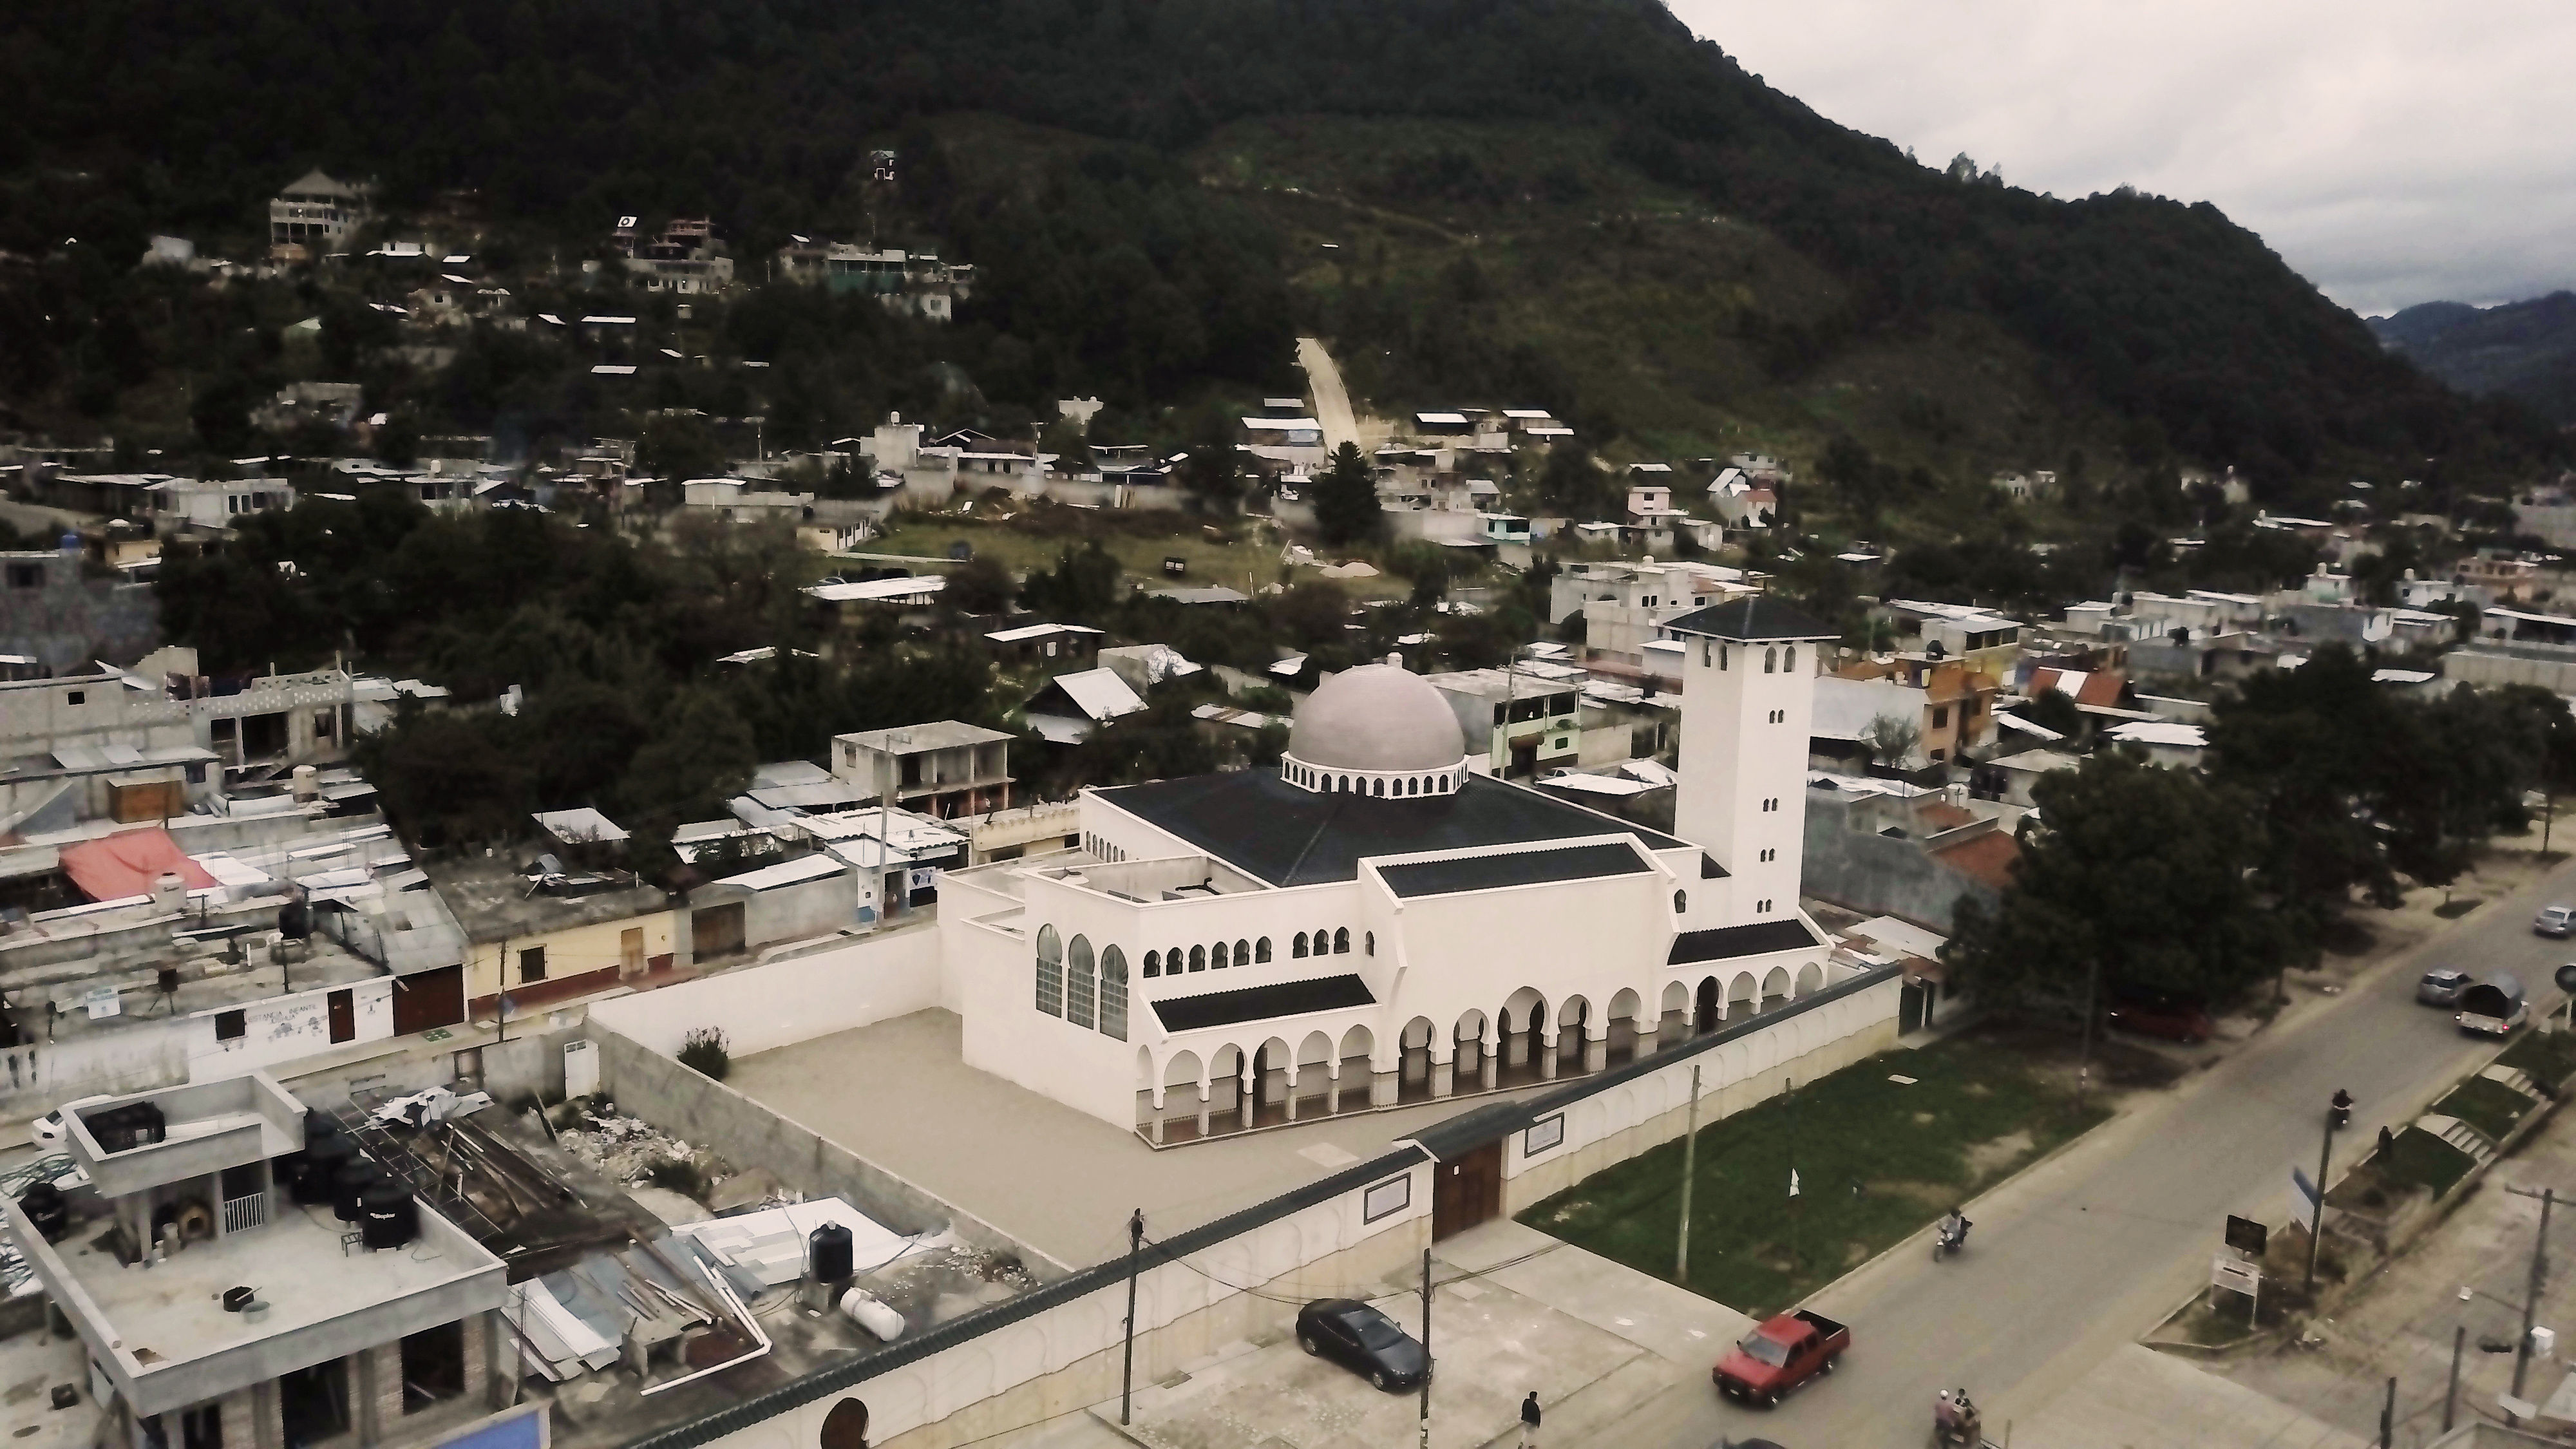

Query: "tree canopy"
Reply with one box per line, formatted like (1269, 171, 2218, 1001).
(1945, 753, 2294, 1010)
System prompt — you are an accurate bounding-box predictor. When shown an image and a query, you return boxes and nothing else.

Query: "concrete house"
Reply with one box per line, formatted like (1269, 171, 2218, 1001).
(3, 1072, 519, 1449)
(267, 169, 371, 261)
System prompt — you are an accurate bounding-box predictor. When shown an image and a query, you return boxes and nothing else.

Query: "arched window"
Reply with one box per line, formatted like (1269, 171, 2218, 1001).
(1340, 775, 1351, 792)
(1209, 941, 1228, 969)
(1785, 646, 1797, 671)
(1313, 925, 1329, 951)
(1365, 931, 1375, 955)
(1255, 936, 1273, 963)
(1406, 777, 1419, 796)
(1034, 926, 1063, 1016)
(1099, 947, 1128, 1041)
(1333, 927, 1350, 954)
(1764, 647, 1777, 673)
(1293, 932, 1309, 958)
(1066, 935, 1096, 1028)
(1374, 778, 1386, 797)
(1166, 945, 1182, 973)
(1701, 641, 1712, 667)
(1189, 944, 1207, 972)
(1142, 950, 1160, 978)
(1721, 644, 1730, 670)
(1673, 889, 1687, 913)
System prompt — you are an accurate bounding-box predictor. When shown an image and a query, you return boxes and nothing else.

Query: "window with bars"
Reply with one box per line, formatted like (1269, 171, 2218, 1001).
(1035, 925, 1063, 1016)
(1067, 935, 1096, 1028)
(1099, 947, 1128, 1041)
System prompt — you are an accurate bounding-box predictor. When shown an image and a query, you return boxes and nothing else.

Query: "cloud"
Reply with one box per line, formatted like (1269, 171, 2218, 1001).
(1667, 0, 2576, 314)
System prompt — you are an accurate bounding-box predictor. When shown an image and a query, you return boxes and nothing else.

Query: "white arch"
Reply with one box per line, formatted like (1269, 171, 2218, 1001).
(1794, 961, 1824, 997)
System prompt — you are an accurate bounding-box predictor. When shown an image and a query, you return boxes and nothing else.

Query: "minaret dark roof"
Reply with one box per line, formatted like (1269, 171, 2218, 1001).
(1660, 596, 1839, 642)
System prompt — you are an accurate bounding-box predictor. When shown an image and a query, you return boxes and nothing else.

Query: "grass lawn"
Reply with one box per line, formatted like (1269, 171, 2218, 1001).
(2436, 1076, 2537, 1146)
(1517, 1035, 2109, 1315)
(847, 516, 1414, 604)
(2377, 1127, 2477, 1197)
(2501, 1028, 2576, 1092)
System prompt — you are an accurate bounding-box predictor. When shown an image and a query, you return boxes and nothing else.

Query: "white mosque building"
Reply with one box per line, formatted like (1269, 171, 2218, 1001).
(939, 598, 1880, 1142)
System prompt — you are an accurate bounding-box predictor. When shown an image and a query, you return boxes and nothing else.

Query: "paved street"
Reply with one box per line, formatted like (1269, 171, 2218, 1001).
(1295, 336, 1361, 455)
(1613, 855, 2576, 1449)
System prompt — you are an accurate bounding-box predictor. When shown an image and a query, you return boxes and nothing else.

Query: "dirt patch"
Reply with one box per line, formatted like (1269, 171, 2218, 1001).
(1912, 1111, 1937, 1125)
(1966, 1130, 2035, 1180)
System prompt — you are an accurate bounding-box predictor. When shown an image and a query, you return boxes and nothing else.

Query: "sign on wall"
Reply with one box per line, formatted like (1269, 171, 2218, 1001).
(1523, 1114, 1566, 1157)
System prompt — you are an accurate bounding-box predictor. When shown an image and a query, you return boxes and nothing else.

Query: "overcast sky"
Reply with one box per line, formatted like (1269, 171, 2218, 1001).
(1668, 0, 2576, 317)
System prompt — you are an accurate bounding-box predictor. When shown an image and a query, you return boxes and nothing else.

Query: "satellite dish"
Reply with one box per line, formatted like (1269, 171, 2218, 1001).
(2554, 963, 2576, 996)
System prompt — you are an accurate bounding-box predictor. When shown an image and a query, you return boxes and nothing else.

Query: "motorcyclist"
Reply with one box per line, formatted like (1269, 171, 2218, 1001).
(1939, 1206, 1971, 1247)
(1935, 1387, 1982, 1444)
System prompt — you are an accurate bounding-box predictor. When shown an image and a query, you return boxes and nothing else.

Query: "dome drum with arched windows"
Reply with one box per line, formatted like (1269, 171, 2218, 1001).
(1281, 658, 1470, 799)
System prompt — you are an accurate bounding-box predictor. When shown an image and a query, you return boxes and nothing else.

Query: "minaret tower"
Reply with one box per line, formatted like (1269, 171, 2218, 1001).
(1662, 598, 1838, 923)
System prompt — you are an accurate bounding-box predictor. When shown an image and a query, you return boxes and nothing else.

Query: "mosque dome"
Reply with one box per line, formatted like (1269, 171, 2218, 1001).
(1287, 661, 1468, 774)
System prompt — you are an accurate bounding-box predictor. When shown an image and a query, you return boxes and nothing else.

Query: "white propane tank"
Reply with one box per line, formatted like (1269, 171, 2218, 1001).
(838, 1287, 905, 1342)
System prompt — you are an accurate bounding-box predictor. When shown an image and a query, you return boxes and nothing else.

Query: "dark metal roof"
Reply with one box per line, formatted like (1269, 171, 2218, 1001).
(1660, 597, 1839, 642)
(1152, 973, 1376, 1031)
(1377, 842, 1649, 898)
(1667, 919, 1823, 963)
(1095, 770, 1685, 888)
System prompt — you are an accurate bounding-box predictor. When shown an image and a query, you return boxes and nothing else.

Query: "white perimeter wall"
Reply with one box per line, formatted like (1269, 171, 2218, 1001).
(697, 1154, 1435, 1449)
(184, 975, 394, 1078)
(586, 929, 941, 1059)
(685, 965, 1902, 1449)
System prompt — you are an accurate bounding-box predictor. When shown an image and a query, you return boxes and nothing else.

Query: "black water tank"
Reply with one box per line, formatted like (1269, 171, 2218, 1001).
(358, 1180, 415, 1251)
(304, 1112, 346, 1148)
(810, 1222, 853, 1284)
(296, 1135, 355, 1206)
(332, 1159, 381, 1222)
(17, 1182, 66, 1243)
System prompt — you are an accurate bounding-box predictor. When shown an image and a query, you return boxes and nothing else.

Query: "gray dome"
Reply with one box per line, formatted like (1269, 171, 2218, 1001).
(1289, 663, 1468, 772)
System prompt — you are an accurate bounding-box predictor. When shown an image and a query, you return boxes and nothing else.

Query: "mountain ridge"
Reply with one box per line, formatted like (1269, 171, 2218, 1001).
(2371, 292, 2576, 425)
(0, 0, 2561, 491)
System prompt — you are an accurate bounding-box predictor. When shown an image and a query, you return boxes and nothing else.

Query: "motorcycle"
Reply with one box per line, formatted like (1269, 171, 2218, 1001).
(1931, 1388, 1984, 1448)
(1931, 1214, 1972, 1262)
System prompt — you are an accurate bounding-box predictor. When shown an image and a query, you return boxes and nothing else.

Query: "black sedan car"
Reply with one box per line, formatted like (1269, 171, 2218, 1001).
(1296, 1298, 1428, 1391)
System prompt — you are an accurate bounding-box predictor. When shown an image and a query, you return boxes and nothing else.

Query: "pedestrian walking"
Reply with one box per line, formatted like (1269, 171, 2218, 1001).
(1519, 1390, 1541, 1448)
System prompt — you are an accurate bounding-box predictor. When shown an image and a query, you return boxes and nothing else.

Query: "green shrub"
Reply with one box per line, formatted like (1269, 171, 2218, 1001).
(677, 1027, 731, 1081)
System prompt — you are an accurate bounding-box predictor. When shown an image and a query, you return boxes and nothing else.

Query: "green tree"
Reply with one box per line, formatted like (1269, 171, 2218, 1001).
(638, 414, 727, 486)
(1019, 541, 1124, 623)
(1945, 753, 2292, 1012)
(945, 554, 1016, 616)
(621, 687, 758, 833)
(1862, 712, 1920, 767)
(1312, 441, 1382, 546)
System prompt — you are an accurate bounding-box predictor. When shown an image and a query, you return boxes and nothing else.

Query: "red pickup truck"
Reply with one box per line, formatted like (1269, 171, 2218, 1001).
(1712, 1309, 1850, 1406)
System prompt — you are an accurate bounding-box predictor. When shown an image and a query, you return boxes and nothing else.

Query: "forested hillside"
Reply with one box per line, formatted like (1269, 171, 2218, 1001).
(2372, 293, 2576, 426)
(1, 0, 2560, 492)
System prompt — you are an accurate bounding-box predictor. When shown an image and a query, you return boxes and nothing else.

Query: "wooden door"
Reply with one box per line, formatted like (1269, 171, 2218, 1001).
(693, 902, 746, 959)
(620, 927, 646, 978)
(391, 965, 463, 1036)
(326, 989, 355, 1043)
(1431, 1142, 1503, 1241)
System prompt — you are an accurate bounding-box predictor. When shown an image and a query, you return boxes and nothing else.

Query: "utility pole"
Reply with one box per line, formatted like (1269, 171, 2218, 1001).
(1418, 1247, 1432, 1449)
(2509, 1184, 2557, 1414)
(2446, 1323, 2465, 1431)
(2378, 1376, 2394, 1449)
(1676, 1064, 1701, 1282)
(1786, 1077, 1801, 1274)
(2305, 1101, 2333, 1296)
(1121, 1210, 1143, 1425)
(2075, 956, 2102, 1112)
